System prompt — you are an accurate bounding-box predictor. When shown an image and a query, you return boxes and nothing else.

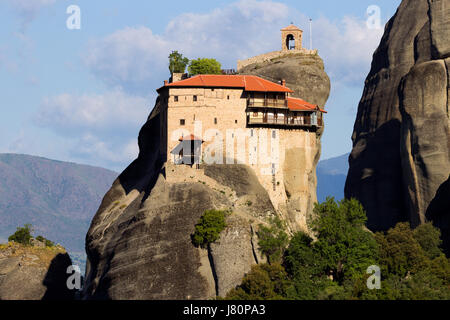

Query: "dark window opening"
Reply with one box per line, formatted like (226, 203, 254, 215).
(193, 95, 197, 102)
(235, 120, 238, 124)
(174, 96, 178, 102)
(180, 119, 185, 126)
(286, 34, 295, 50)
(227, 95, 230, 100)
(214, 118, 218, 124)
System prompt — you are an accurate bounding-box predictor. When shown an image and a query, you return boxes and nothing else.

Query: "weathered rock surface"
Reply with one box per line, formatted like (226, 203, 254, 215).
(83, 52, 330, 300)
(82, 113, 272, 300)
(0, 242, 74, 300)
(238, 53, 330, 107)
(346, 0, 450, 247)
(239, 53, 330, 231)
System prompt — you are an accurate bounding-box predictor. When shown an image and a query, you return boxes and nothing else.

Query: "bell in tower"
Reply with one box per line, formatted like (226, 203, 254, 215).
(281, 24, 303, 51)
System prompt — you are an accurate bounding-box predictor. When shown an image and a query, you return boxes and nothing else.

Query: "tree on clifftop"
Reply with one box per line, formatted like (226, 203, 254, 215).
(188, 58, 222, 76)
(169, 51, 189, 74)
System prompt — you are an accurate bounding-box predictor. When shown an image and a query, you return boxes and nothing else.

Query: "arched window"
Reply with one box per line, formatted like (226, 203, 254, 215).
(286, 34, 295, 50)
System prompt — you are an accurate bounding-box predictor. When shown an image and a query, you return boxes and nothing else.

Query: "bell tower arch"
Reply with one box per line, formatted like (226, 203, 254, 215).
(281, 24, 303, 51)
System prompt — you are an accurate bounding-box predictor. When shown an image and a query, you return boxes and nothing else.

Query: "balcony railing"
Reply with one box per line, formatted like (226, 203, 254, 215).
(248, 115, 323, 127)
(247, 98, 288, 109)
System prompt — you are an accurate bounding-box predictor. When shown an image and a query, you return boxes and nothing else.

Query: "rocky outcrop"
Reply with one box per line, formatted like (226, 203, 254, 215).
(346, 0, 449, 247)
(238, 52, 330, 107)
(83, 52, 330, 300)
(239, 53, 330, 232)
(0, 242, 74, 300)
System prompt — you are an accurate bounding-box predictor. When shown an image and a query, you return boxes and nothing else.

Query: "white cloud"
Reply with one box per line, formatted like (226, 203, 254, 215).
(46, 0, 385, 169)
(35, 89, 151, 136)
(314, 16, 384, 86)
(83, 0, 293, 94)
(84, 0, 383, 94)
(33, 89, 151, 170)
(6, 0, 57, 31)
(71, 134, 139, 166)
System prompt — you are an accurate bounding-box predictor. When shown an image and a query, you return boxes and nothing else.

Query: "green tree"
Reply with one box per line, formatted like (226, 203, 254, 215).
(375, 222, 429, 278)
(225, 264, 289, 300)
(188, 58, 222, 75)
(168, 50, 189, 74)
(36, 235, 55, 247)
(191, 210, 228, 248)
(413, 222, 443, 260)
(257, 217, 289, 264)
(283, 232, 330, 300)
(311, 198, 379, 283)
(8, 224, 33, 245)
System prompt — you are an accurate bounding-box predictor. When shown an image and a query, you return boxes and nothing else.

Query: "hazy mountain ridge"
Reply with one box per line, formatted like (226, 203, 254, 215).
(0, 154, 118, 258)
(317, 153, 348, 202)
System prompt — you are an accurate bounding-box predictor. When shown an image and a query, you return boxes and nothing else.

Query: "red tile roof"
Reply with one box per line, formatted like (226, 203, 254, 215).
(160, 75, 293, 93)
(288, 97, 327, 113)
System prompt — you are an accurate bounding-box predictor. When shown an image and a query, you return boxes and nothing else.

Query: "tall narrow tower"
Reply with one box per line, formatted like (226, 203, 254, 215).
(281, 24, 303, 51)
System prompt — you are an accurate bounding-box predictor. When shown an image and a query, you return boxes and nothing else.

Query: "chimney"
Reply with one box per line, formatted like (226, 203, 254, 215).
(170, 73, 188, 83)
(164, 80, 168, 86)
(281, 79, 286, 87)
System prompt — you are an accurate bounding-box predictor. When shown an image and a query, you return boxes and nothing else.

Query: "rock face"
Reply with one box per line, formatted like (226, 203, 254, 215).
(239, 53, 331, 231)
(83, 53, 330, 300)
(238, 52, 330, 107)
(0, 242, 74, 300)
(346, 0, 449, 247)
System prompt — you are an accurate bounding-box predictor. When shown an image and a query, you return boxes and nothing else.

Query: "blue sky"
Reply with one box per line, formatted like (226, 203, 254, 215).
(0, 0, 401, 172)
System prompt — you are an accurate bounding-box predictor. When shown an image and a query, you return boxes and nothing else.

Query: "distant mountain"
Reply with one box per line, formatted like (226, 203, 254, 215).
(317, 153, 349, 202)
(0, 154, 118, 268)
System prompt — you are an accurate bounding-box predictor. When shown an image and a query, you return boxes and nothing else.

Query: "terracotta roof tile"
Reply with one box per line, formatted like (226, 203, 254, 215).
(288, 97, 327, 113)
(161, 75, 293, 93)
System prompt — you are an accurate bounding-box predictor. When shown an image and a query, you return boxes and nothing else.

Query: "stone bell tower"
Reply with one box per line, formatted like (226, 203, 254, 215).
(281, 24, 303, 51)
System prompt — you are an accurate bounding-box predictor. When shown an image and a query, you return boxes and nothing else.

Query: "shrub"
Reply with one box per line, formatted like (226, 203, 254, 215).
(169, 50, 189, 74)
(257, 217, 289, 264)
(36, 235, 55, 247)
(188, 58, 222, 75)
(225, 264, 289, 300)
(192, 210, 228, 248)
(8, 224, 33, 245)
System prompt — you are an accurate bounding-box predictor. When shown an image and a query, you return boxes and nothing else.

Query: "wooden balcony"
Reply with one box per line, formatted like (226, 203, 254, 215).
(247, 98, 288, 109)
(248, 115, 323, 127)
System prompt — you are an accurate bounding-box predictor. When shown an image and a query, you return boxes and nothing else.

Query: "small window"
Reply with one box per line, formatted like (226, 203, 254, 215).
(235, 120, 238, 124)
(227, 95, 230, 100)
(211, 88, 215, 92)
(193, 95, 197, 102)
(272, 130, 276, 138)
(253, 112, 258, 117)
(251, 129, 254, 137)
(180, 119, 185, 126)
(174, 96, 178, 102)
(214, 118, 217, 124)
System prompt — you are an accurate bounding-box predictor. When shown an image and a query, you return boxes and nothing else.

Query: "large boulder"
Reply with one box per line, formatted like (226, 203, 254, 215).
(345, 0, 449, 248)
(0, 242, 74, 300)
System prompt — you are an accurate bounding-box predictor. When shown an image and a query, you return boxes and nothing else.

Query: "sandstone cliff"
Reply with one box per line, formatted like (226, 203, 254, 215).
(345, 0, 449, 248)
(83, 54, 330, 300)
(239, 53, 331, 231)
(0, 242, 74, 300)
